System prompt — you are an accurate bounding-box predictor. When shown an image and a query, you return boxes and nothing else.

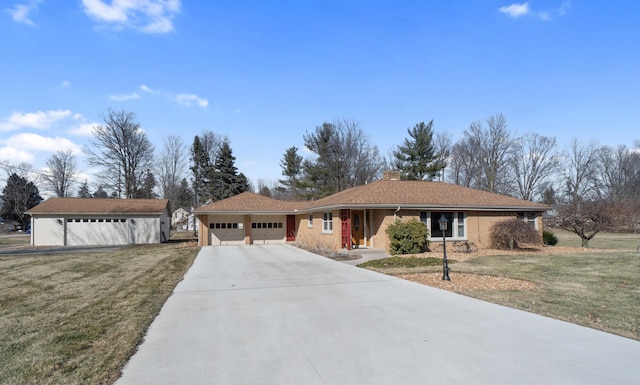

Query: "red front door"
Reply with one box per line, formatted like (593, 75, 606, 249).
(341, 209, 351, 250)
(286, 215, 296, 241)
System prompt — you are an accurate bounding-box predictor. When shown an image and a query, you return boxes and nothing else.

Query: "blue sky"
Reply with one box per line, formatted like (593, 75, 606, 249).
(1, 1, 639, 192)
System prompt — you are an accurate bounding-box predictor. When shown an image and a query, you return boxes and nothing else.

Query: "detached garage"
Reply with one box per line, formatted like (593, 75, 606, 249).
(26, 198, 170, 246)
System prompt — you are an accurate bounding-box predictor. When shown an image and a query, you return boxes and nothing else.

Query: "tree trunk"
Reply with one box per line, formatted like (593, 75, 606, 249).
(581, 237, 589, 248)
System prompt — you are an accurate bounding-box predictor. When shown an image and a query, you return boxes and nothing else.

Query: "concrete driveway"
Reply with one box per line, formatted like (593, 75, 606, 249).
(116, 244, 640, 385)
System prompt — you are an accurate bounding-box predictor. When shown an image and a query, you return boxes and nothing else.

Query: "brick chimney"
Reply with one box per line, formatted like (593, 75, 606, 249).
(382, 170, 401, 180)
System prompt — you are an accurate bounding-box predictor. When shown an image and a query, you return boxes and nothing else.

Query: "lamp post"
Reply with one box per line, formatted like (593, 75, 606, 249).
(438, 214, 451, 281)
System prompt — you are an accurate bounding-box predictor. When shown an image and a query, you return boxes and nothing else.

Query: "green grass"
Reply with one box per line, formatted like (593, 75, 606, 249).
(456, 250, 640, 340)
(551, 228, 640, 250)
(0, 242, 199, 385)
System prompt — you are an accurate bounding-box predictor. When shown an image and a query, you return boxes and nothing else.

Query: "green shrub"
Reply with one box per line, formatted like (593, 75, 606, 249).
(385, 219, 429, 255)
(490, 219, 542, 250)
(543, 230, 559, 246)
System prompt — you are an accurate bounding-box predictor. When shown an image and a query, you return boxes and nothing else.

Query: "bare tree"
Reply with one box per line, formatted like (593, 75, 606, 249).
(598, 144, 640, 203)
(558, 199, 610, 247)
(557, 138, 607, 246)
(562, 138, 601, 200)
(42, 149, 78, 197)
(449, 114, 515, 194)
(83, 109, 154, 199)
(510, 133, 560, 201)
(157, 135, 187, 212)
(303, 119, 383, 198)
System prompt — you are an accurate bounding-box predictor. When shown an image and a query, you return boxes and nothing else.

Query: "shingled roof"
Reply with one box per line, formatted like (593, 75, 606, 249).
(27, 198, 169, 215)
(194, 192, 308, 213)
(194, 180, 548, 214)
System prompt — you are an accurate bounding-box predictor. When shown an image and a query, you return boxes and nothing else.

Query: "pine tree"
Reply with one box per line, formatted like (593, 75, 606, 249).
(211, 141, 248, 201)
(393, 120, 446, 180)
(277, 146, 304, 200)
(78, 181, 92, 198)
(190, 135, 212, 206)
(0, 173, 43, 228)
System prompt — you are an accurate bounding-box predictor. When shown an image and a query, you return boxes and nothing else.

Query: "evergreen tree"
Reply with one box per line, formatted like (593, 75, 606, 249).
(393, 120, 445, 180)
(174, 178, 193, 209)
(93, 185, 108, 198)
(77, 181, 92, 198)
(134, 170, 157, 198)
(0, 173, 43, 229)
(277, 146, 304, 200)
(211, 141, 248, 201)
(190, 135, 212, 206)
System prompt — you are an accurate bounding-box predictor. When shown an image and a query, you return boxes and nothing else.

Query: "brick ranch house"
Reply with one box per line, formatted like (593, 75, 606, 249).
(194, 171, 549, 251)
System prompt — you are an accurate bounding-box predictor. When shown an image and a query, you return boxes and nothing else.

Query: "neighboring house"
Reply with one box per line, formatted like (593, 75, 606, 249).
(171, 207, 192, 230)
(193, 171, 549, 251)
(26, 198, 171, 246)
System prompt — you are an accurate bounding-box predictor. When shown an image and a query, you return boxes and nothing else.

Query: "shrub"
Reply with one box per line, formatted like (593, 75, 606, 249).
(543, 230, 559, 246)
(385, 219, 429, 255)
(490, 219, 542, 250)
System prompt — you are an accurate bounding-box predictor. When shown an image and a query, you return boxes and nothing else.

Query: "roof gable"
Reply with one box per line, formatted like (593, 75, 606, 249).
(26, 198, 169, 215)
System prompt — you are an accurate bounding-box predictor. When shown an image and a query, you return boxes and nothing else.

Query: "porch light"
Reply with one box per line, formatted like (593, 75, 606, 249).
(438, 214, 451, 281)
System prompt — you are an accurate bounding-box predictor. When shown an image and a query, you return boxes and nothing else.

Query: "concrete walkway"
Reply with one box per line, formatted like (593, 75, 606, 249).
(116, 244, 640, 385)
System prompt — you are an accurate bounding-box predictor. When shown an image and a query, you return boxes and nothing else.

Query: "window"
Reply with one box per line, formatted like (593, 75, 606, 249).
(322, 212, 333, 233)
(308, 214, 313, 228)
(518, 212, 538, 229)
(421, 211, 466, 240)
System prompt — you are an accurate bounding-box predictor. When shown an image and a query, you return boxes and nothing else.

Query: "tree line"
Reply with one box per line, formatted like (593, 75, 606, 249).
(2, 109, 639, 245)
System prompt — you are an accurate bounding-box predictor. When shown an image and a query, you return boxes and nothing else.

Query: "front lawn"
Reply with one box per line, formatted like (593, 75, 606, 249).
(0, 242, 199, 385)
(360, 235, 640, 341)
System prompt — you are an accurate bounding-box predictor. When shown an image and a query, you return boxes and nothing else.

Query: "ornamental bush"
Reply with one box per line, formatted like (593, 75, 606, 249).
(489, 219, 542, 250)
(543, 230, 559, 246)
(385, 219, 429, 255)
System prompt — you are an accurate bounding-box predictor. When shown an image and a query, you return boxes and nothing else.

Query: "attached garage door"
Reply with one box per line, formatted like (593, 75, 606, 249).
(209, 216, 245, 245)
(251, 215, 286, 244)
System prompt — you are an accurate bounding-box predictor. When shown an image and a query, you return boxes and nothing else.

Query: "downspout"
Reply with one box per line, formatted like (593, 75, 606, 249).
(394, 206, 401, 221)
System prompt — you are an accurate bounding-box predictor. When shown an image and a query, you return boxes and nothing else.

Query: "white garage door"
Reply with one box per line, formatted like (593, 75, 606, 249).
(209, 216, 245, 245)
(67, 218, 129, 246)
(251, 215, 286, 244)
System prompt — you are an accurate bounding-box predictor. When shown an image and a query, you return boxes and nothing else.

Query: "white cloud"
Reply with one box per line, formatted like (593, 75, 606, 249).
(176, 93, 209, 108)
(138, 84, 209, 108)
(68, 122, 99, 137)
(4, 1, 40, 26)
(2, 133, 82, 153)
(109, 92, 140, 101)
(0, 146, 33, 163)
(0, 109, 72, 131)
(499, 3, 529, 18)
(82, 0, 181, 34)
(499, 1, 570, 21)
(140, 84, 158, 94)
(61, 80, 71, 88)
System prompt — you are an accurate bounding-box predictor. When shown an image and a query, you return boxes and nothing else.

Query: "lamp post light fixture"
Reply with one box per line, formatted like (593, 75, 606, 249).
(438, 214, 451, 281)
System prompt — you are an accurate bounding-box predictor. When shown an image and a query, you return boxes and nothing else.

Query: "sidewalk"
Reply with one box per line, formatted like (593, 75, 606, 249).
(116, 244, 640, 385)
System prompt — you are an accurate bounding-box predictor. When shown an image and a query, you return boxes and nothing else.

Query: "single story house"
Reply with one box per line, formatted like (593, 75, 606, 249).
(193, 171, 549, 251)
(26, 198, 171, 246)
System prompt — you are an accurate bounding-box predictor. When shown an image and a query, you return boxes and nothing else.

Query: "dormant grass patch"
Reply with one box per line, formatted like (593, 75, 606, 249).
(0, 242, 199, 385)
